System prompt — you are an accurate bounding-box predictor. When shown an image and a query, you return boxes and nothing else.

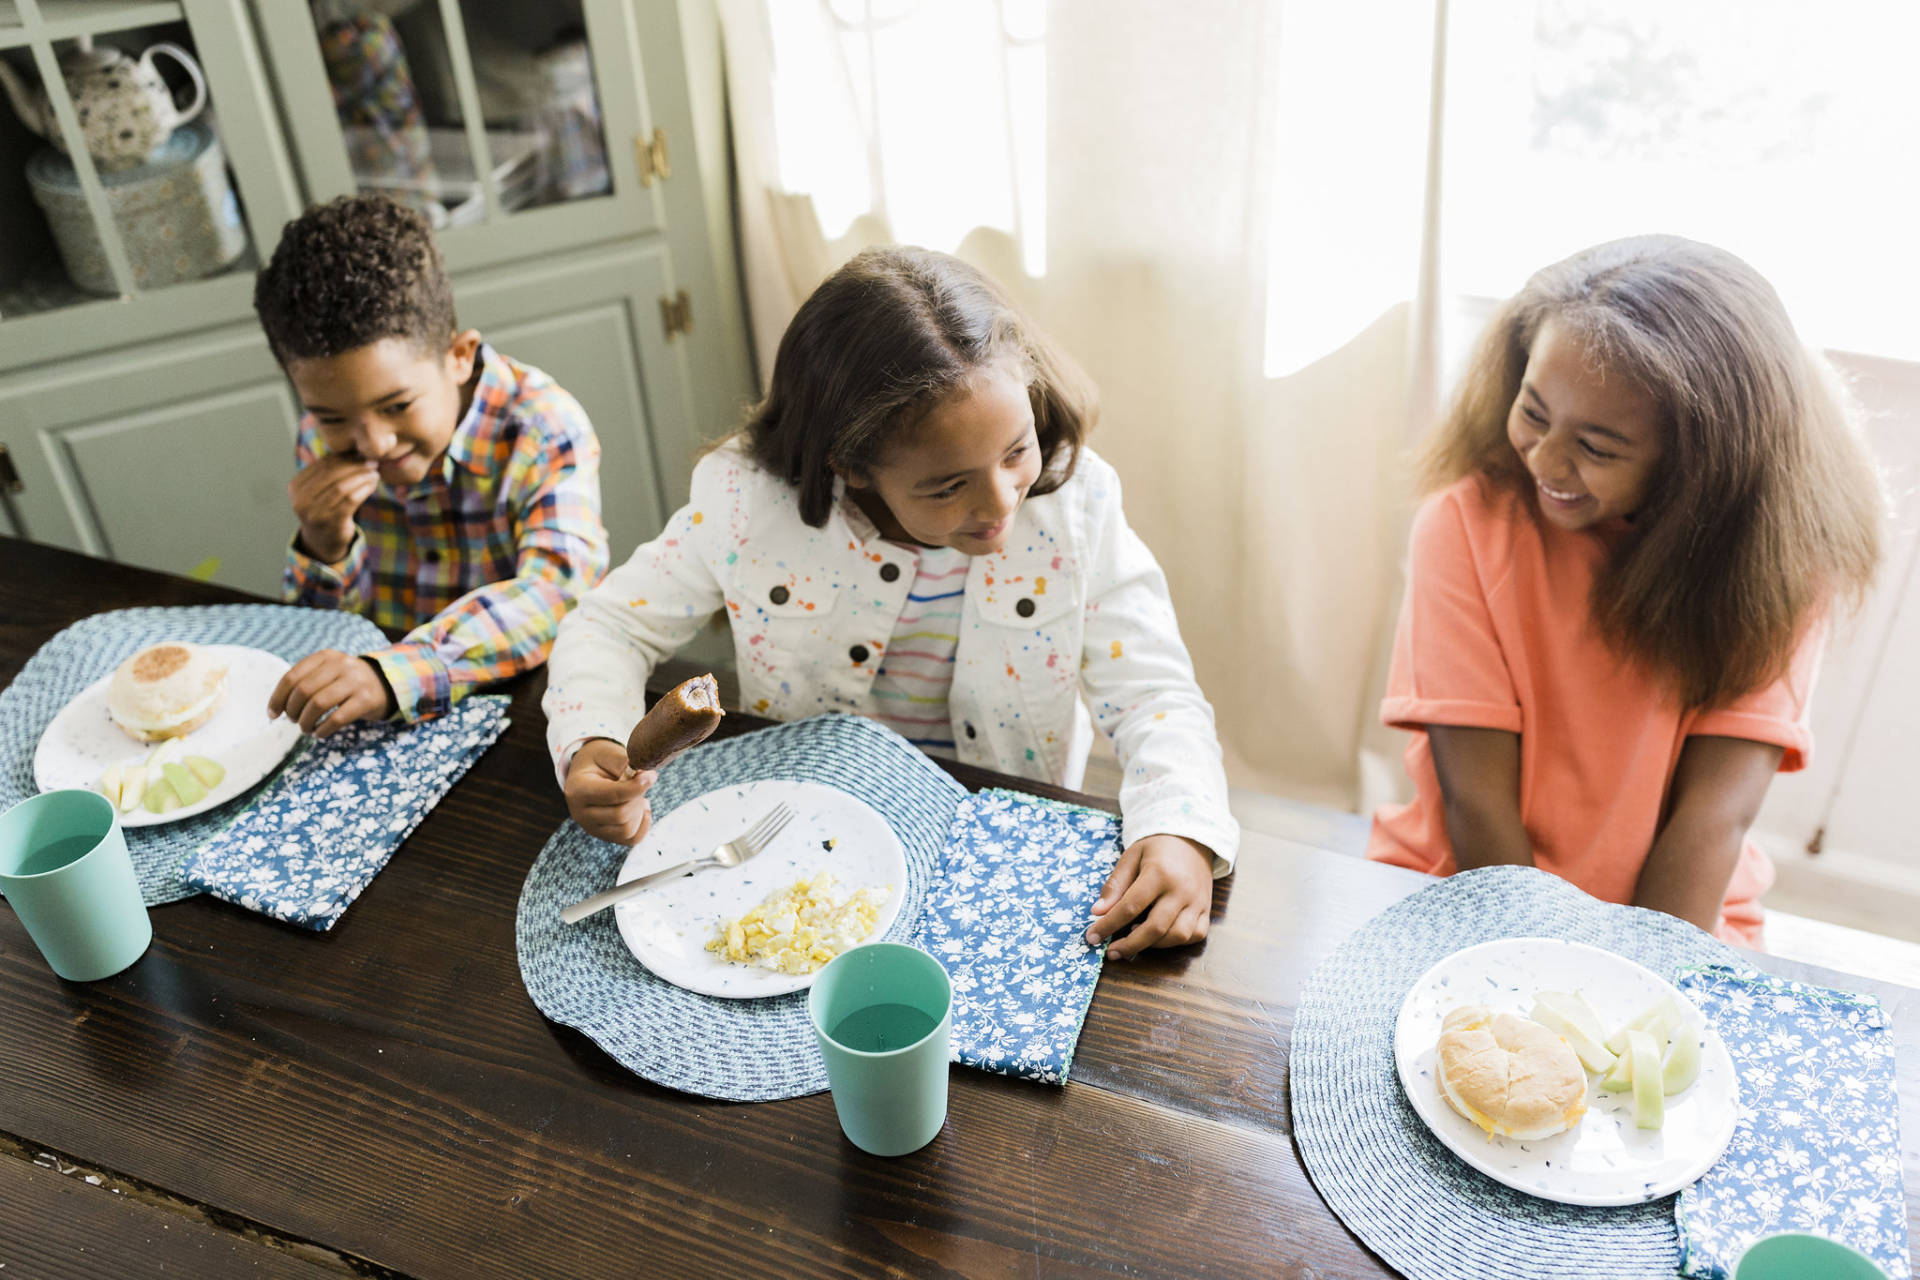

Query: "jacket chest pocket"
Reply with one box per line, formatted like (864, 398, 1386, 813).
(973, 565, 1082, 697)
(727, 564, 844, 714)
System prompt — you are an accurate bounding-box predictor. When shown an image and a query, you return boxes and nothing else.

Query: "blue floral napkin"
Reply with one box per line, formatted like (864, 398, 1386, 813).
(180, 696, 509, 930)
(917, 787, 1120, 1083)
(1676, 963, 1911, 1280)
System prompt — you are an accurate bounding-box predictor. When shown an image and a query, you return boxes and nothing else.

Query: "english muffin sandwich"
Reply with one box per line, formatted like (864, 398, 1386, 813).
(107, 642, 229, 742)
(1435, 1004, 1588, 1140)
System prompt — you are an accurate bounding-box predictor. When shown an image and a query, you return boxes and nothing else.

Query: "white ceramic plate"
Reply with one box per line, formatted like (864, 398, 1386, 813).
(1394, 937, 1739, 1206)
(33, 644, 304, 828)
(613, 778, 907, 999)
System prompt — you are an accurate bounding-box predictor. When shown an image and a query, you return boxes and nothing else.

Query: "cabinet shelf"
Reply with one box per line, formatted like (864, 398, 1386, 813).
(0, 2, 186, 50)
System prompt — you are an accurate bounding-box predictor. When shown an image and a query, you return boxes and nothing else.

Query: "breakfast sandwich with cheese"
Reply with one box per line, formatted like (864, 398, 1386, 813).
(106, 642, 230, 743)
(1435, 1004, 1588, 1140)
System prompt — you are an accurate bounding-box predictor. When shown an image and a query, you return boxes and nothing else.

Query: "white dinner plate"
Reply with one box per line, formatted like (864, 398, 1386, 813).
(33, 644, 304, 828)
(613, 778, 907, 999)
(1394, 937, 1739, 1206)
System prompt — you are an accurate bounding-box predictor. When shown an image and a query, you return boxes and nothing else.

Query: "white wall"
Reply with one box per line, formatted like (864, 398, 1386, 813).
(1753, 351, 1920, 937)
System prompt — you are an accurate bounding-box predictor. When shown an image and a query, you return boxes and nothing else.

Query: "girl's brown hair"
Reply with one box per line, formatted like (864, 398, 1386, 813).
(1420, 235, 1883, 708)
(742, 245, 1097, 527)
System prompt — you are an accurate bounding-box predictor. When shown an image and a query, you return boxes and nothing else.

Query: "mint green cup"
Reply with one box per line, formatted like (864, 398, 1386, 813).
(1736, 1232, 1888, 1279)
(0, 790, 151, 982)
(808, 942, 952, 1157)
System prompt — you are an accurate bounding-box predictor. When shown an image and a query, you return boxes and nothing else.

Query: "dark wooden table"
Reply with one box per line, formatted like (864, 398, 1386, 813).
(1, 535, 1913, 1279)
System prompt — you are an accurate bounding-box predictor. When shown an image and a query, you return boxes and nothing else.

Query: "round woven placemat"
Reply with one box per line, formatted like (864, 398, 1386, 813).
(1290, 865, 1740, 1280)
(515, 713, 967, 1101)
(0, 605, 389, 905)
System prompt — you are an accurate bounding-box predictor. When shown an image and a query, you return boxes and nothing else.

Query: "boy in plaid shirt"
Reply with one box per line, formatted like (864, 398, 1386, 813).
(252, 195, 609, 733)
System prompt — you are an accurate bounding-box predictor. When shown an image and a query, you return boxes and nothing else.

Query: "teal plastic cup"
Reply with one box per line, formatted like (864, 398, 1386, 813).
(0, 790, 151, 982)
(808, 942, 952, 1157)
(1736, 1232, 1888, 1279)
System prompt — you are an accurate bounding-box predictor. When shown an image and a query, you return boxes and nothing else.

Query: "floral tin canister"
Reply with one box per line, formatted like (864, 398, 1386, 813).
(27, 121, 247, 295)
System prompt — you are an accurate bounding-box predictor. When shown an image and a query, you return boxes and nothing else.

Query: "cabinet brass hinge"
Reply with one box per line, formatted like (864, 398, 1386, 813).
(0, 444, 21, 494)
(660, 289, 693, 339)
(636, 128, 671, 186)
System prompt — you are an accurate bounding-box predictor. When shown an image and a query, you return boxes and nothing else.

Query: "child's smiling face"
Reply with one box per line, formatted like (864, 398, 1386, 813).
(287, 331, 481, 490)
(1507, 318, 1666, 532)
(847, 363, 1042, 554)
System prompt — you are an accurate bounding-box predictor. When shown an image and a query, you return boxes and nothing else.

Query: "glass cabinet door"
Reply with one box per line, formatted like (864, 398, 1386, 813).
(0, 0, 300, 352)
(254, 0, 661, 269)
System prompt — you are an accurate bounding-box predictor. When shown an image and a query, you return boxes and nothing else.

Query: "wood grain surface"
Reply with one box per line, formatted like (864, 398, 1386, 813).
(0, 536, 1912, 1280)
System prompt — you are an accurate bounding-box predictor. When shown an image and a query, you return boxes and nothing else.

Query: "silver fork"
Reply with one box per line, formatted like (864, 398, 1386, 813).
(558, 803, 795, 925)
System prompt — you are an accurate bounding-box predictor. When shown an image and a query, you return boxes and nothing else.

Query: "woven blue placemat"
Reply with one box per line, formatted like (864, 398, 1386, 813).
(516, 713, 966, 1102)
(1290, 865, 1741, 1280)
(0, 605, 390, 905)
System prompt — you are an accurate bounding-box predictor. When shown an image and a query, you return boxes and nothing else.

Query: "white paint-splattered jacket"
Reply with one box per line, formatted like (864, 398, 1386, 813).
(542, 442, 1239, 872)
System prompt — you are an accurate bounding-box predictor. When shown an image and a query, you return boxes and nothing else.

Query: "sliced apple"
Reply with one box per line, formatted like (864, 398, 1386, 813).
(184, 755, 226, 790)
(1662, 1024, 1702, 1094)
(1599, 1047, 1635, 1092)
(119, 763, 148, 813)
(1606, 996, 1683, 1056)
(143, 777, 181, 814)
(99, 763, 124, 808)
(1628, 1029, 1664, 1129)
(160, 762, 206, 807)
(1532, 992, 1616, 1072)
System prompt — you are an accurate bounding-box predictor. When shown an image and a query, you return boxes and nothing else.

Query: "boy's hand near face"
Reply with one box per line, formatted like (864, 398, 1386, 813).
(564, 739, 658, 845)
(1084, 834, 1216, 960)
(267, 650, 396, 736)
(290, 453, 380, 563)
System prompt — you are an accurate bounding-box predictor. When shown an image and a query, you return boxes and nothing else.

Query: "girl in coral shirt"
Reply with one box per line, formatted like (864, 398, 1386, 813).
(1370, 236, 1883, 946)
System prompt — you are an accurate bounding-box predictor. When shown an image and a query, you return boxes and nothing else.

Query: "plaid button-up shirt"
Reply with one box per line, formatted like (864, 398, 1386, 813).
(284, 343, 610, 721)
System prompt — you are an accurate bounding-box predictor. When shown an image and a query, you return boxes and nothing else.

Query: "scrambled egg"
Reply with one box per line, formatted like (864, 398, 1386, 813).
(707, 873, 889, 975)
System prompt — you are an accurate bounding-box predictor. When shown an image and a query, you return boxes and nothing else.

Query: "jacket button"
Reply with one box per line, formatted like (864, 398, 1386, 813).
(423, 549, 441, 564)
(1015, 598, 1035, 617)
(879, 562, 900, 583)
(849, 644, 870, 664)
(964, 722, 977, 739)
(768, 585, 790, 605)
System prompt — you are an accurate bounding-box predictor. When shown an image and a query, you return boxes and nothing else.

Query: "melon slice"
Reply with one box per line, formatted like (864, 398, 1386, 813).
(1628, 1029, 1664, 1129)
(184, 755, 226, 790)
(1605, 996, 1683, 1056)
(143, 777, 181, 814)
(161, 761, 206, 807)
(1532, 991, 1617, 1073)
(1662, 1025, 1702, 1094)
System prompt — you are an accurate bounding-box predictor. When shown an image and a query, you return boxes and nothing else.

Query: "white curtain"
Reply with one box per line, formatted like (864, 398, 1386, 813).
(717, 0, 1445, 809)
(715, 0, 1920, 820)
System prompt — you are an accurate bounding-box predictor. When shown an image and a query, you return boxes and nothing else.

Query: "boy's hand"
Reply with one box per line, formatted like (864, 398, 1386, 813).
(565, 739, 657, 845)
(267, 650, 396, 736)
(1084, 834, 1215, 960)
(290, 454, 379, 564)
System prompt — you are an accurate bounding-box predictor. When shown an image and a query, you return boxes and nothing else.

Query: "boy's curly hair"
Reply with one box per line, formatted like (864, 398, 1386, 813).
(253, 194, 455, 363)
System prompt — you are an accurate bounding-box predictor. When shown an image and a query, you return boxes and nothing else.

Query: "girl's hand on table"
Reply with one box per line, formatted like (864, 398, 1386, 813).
(565, 739, 657, 844)
(267, 649, 396, 736)
(1085, 834, 1215, 960)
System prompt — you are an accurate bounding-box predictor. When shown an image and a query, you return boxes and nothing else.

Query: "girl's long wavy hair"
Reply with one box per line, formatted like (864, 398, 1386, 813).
(1420, 235, 1883, 709)
(741, 245, 1096, 527)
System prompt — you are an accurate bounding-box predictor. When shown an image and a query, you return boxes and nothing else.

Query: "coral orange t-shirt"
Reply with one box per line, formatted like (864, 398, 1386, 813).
(1368, 475, 1817, 948)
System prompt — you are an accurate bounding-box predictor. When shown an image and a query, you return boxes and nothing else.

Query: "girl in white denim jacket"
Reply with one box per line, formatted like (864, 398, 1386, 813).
(544, 247, 1239, 957)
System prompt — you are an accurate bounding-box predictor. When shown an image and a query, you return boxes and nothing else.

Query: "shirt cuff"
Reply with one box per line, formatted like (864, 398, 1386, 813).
(365, 642, 453, 723)
(1687, 710, 1811, 773)
(1380, 695, 1523, 735)
(1120, 809, 1242, 877)
(287, 529, 367, 608)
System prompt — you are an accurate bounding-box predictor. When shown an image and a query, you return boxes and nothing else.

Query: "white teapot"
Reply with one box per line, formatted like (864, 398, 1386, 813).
(0, 36, 207, 170)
